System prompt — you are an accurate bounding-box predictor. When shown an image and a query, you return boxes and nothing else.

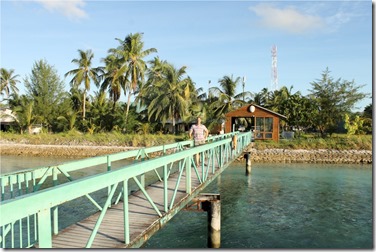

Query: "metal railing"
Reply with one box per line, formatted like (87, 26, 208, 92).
(0, 131, 251, 248)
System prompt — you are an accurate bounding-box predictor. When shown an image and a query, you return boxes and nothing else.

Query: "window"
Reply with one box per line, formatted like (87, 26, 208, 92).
(254, 117, 273, 139)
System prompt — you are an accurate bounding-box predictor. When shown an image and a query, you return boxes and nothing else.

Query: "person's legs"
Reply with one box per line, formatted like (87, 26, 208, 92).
(194, 140, 205, 166)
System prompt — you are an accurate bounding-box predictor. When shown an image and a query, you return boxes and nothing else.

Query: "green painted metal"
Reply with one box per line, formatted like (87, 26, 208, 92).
(122, 179, 130, 244)
(37, 209, 52, 248)
(0, 132, 251, 248)
(86, 183, 119, 248)
(132, 176, 162, 217)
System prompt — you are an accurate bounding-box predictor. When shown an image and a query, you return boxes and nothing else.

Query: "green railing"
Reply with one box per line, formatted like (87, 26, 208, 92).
(0, 131, 251, 248)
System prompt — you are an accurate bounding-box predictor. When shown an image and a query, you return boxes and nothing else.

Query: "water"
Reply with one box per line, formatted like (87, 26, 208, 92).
(143, 163, 373, 249)
(1, 156, 373, 249)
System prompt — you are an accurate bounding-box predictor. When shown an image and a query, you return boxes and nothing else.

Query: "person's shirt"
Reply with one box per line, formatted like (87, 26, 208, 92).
(190, 124, 208, 141)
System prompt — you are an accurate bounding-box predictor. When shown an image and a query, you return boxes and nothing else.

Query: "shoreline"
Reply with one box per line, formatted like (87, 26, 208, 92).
(0, 143, 372, 164)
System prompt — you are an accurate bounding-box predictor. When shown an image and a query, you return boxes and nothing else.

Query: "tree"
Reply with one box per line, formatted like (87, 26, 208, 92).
(65, 49, 103, 120)
(24, 59, 71, 132)
(308, 68, 368, 137)
(10, 95, 41, 134)
(344, 113, 364, 135)
(363, 103, 372, 119)
(0, 68, 20, 104)
(109, 33, 157, 126)
(253, 88, 270, 107)
(209, 75, 246, 121)
(148, 63, 193, 134)
(100, 53, 128, 111)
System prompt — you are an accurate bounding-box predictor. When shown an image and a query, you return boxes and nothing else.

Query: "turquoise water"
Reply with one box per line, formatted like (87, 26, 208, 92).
(143, 163, 373, 249)
(1, 157, 373, 248)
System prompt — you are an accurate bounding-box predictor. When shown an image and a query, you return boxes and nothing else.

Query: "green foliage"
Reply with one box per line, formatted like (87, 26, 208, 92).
(307, 68, 368, 137)
(4, 34, 371, 139)
(343, 114, 364, 135)
(209, 75, 246, 121)
(363, 103, 372, 119)
(147, 62, 194, 134)
(254, 134, 371, 150)
(24, 59, 71, 132)
(1, 68, 20, 102)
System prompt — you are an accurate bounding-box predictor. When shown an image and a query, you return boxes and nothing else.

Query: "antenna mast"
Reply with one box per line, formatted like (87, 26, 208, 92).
(271, 45, 278, 91)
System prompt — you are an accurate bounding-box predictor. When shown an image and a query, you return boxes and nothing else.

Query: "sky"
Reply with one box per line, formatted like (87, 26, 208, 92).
(1, 0, 373, 112)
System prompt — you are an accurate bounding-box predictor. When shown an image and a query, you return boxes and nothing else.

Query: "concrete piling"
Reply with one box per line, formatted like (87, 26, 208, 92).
(202, 196, 221, 248)
(244, 152, 251, 175)
(190, 193, 221, 248)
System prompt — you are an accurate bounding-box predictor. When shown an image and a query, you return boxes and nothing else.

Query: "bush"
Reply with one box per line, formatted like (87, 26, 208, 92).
(0, 132, 371, 150)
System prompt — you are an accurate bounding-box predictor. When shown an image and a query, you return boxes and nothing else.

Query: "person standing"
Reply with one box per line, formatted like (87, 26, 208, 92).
(189, 116, 209, 165)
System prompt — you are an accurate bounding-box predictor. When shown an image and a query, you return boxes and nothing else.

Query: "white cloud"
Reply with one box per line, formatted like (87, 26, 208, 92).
(249, 4, 325, 34)
(34, 0, 88, 21)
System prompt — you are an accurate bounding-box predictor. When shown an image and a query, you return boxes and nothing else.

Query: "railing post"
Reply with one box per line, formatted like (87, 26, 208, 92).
(185, 156, 191, 194)
(52, 168, 58, 235)
(123, 179, 130, 244)
(37, 209, 52, 248)
(163, 165, 168, 212)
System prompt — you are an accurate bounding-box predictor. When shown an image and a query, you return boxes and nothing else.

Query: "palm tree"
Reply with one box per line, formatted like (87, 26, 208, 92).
(0, 68, 20, 103)
(100, 53, 128, 110)
(109, 33, 157, 125)
(253, 87, 270, 106)
(148, 63, 193, 134)
(57, 110, 78, 131)
(65, 49, 103, 119)
(209, 75, 246, 120)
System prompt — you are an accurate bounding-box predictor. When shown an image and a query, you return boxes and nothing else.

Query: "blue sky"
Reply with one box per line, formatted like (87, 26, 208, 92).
(1, 0, 373, 111)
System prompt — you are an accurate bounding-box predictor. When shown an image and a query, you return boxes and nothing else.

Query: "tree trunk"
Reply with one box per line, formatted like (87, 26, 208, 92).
(172, 117, 176, 134)
(83, 92, 86, 120)
(125, 90, 132, 128)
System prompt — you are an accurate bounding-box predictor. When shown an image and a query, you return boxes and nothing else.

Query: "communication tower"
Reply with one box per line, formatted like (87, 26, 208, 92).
(271, 45, 278, 91)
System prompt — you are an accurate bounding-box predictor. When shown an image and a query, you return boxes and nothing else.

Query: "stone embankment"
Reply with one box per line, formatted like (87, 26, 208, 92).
(0, 142, 372, 164)
(238, 147, 372, 164)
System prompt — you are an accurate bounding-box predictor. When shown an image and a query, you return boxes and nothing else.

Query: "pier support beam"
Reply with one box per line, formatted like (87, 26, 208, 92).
(244, 152, 251, 175)
(189, 193, 221, 248)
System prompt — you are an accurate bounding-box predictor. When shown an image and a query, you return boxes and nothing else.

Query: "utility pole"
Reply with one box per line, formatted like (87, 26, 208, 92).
(242, 76, 246, 101)
(208, 80, 211, 102)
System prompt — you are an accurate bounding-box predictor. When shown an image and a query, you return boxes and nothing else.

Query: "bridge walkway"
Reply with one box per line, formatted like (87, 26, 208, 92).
(1, 132, 252, 248)
(51, 165, 201, 248)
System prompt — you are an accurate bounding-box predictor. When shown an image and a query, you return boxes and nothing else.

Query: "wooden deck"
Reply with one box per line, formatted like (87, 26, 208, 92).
(51, 166, 204, 248)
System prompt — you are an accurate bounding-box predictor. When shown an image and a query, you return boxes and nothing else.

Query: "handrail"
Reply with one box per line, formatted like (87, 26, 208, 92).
(0, 131, 251, 248)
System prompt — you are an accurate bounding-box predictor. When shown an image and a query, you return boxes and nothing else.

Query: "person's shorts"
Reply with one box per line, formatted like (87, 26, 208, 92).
(194, 140, 206, 146)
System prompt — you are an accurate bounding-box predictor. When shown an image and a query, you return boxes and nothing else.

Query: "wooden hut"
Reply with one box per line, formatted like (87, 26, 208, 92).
(225, 104, 287, 142)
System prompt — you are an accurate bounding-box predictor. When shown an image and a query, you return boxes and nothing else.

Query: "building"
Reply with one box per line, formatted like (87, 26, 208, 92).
(224, 104, 287, 142)
(0, 108, 17, 131)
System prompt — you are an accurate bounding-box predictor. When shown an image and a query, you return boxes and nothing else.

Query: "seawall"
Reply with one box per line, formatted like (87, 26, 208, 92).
(238, 148, 372, 164)
(0, 143, 372, 164)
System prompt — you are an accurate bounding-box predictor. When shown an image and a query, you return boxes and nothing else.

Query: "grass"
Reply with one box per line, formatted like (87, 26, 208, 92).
(0, 131, 372, 150)
(254, 133, 372, 150)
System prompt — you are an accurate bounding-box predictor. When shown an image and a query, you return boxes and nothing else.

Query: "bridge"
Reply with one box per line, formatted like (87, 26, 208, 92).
(0, 131, 252, 248)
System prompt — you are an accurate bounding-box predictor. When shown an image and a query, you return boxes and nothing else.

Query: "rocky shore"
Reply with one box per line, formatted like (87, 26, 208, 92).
(238, 148, 372, 164)
(0, 143, 372, 164)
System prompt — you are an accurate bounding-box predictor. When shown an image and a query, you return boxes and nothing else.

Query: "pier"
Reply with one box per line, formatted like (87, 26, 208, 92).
(0, 132, 251, 248)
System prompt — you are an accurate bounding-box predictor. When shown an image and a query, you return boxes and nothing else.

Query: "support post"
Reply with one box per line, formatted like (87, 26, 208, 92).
(37, 209, 52, 248)
(244, 152, 251, 175)
(192, 193, 221, 248)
